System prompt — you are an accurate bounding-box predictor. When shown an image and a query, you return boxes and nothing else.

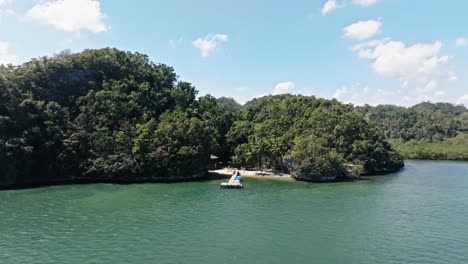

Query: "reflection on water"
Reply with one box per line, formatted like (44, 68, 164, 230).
(1, 160, 467, 264)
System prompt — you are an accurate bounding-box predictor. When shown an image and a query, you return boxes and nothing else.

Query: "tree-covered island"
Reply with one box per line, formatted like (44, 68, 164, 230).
(1, 48, 467, 188)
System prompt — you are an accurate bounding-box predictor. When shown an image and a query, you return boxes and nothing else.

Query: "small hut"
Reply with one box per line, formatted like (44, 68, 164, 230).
(209, 154, 220, 169)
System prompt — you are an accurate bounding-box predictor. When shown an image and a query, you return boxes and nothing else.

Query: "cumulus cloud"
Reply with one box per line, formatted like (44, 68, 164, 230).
(416, 80, 438, 95)
(345, 38, 456, 106)
(273, 82, 295, 95)
(0, 8, 14, 21)
(333, 82, 450, 106)
(448, 75, 458, 82)
(333, 84, 376, 105)
(333, 85, 359, 102)
(434, 90, 446, 97)
(0, 0, 13, 6)
(456, 94, 468, 106)
(26, 0, 109, 33)
(351, 38, 452, 84)
(321, 0, 341, 15)
(0, 0, 14, 20)
(343, 19, 382, 41)
(321, 0, 380, 15)
(455, 37, 468, 47)
(0, 41, 17, 65)
(352, 0, 379, 7)
(192, 34, 229, 57)
(0, 8, 13, 15)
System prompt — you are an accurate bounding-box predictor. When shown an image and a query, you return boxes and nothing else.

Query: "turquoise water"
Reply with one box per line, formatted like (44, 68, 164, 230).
(1, 160, 468, 264)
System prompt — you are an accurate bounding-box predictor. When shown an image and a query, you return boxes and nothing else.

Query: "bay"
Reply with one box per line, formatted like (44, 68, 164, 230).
(1, 160, 467, 264)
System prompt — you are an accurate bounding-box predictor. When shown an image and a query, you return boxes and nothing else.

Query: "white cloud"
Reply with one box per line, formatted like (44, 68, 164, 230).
(416, 80, 438, 95)
(26, 0, 109, 33)
(352, 0, 379, 7)
(321, 0, 341, 15)
(351, 38, 452, 84)
(333, 83, 377, 105)
(332, 82, 451, 106)
(333, 85, 359, 102)
(343, 19, 382, 41)
(0, 0, 14, 20)
(321, 0, 380, 15)
(273, 82, 295, 95)
(0, 41, 17, 65)
(301, 88, 317, 96)
(192, 34, 229, 57)
(455, 37, 468, 47)
(0, 0, 13, 6)
(0, 8, 13, 15)
(457, 95, 468, 106)
(0, 8, 14, 21)
(254, 94, 268, 100)
(448, 75, 458, 82)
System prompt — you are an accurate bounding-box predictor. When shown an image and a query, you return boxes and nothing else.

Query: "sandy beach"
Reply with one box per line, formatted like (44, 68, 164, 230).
(210, 168, 292, 180)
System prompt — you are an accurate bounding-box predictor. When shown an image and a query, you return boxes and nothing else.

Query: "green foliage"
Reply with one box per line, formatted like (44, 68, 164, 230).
(216, 97, 242, 113)
(357, 102, 468, 141)
(285, 136, 346, 179)
(228, 95, 403, 178)
(0, 48, 224, 186)
(390, 134, 468, 161)
(5, 48, 464, 187)
(357, 102, 468, 160)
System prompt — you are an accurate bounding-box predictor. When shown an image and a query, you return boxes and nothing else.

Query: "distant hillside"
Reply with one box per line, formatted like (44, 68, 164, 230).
(356, 102, 468, 160)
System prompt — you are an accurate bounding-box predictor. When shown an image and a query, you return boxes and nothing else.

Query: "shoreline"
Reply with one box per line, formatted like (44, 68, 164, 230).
(210, 168, 293, 181)
(0, 171, 292, 190)
(0, 162, 413, 190)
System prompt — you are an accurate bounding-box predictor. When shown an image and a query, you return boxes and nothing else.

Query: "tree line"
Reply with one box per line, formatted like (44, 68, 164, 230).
(357, 103, 468, 160)
(222, 95, 403, 181)
(0, 49, 232, 186)
(4, 48, 465, 186)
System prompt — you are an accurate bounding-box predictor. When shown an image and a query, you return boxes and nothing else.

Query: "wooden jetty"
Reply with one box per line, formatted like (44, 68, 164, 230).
(220, 170, 243, 189)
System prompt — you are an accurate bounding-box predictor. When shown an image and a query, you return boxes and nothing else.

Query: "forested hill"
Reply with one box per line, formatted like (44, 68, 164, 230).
(0, 48, 231, 187)
(0, 48, 464, 188)
(224, 95, 404, 181)
(356, 103, 468, 141)
(0, 48, 405, 187)
(356, 103, 468, 160)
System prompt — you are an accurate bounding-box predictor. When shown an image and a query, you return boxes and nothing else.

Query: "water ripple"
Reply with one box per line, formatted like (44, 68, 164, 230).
(1, 161, 468, 264)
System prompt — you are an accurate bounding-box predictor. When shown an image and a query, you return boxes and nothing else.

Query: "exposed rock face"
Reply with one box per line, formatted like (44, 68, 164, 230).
(0, 170, 209, 189)
(283, 157, 404, 182)
(283, 158, 339, 182)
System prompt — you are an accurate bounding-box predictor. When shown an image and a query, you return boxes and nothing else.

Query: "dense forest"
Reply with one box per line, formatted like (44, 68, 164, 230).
(4, 48, 466, 187)
(224, 95, 403, 181)
(0, 48, 406, 187)
(0, 49, 234, 187)
(357, 103, 468, 160)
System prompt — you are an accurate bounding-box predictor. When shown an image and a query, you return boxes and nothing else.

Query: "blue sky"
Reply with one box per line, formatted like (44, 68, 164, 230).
(1, 0, 467, 106)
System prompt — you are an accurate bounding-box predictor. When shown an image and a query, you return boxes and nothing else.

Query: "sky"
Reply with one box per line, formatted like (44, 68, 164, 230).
(0, 0, 468, 106)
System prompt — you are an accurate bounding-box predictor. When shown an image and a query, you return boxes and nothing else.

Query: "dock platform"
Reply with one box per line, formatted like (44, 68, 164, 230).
(220, 170, 243, 189)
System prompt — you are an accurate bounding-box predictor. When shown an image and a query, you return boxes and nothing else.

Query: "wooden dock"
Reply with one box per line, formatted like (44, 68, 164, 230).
(220, 170, 243, 189)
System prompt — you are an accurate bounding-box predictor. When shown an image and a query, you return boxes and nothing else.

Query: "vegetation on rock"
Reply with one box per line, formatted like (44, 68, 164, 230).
(228, 95, 404, 180)
(5, 48, 466, 187)
(357, 103, 468, 160)
(0, 49, 225, 186)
